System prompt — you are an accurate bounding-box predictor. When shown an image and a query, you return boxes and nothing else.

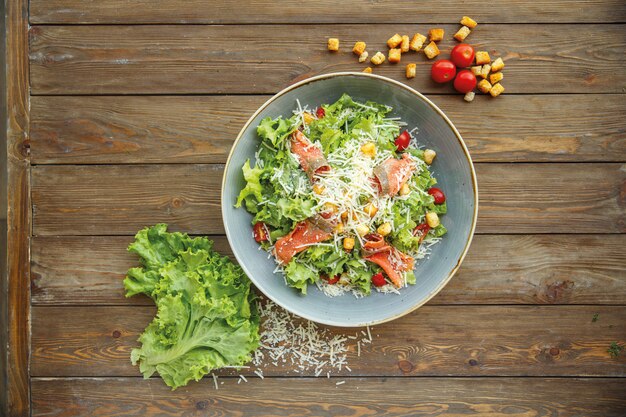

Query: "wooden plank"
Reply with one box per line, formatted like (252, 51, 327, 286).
(31, 235, 626, 306)
(30, 305, 626, 377)
(29, 0, 626, 24)
(31, 377, 626, 417)
(29, 24, 626, 95)
(31, 163, 626, 236)
(3, 0, 31, 414)
(30, 95, 626, 164)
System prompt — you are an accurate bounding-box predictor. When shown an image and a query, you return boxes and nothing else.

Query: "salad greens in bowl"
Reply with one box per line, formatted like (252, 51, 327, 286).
(222, 73, 477, 327)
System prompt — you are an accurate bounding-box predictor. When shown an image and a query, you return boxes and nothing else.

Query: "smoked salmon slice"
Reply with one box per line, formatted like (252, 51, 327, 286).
(363, 233, 414, 287)
(274, 215, 335, 264)
(372, 153, 415, 196)
(290, 130, 330, 180)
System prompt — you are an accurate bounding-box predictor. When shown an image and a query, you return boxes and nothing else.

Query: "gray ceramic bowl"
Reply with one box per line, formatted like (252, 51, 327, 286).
(222, 72, 478, 327)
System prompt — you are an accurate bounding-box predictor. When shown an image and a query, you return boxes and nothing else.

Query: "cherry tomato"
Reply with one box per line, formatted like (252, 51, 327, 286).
(371, 272, 386, 287)
(253, 222, 269, 242)
(316, 107, 325, 118)
(413, 223, 431, 243)
(428, 187, 446, 204)
(394, 130, 411, 151)
(450, 44, 475, 68)
(431, 60, 457, 83)
(453, 70, 477, 93)
(322, 274, 341, 285)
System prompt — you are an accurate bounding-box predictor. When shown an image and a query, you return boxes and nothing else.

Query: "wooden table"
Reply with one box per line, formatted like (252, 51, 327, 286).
(4, 1, 626, 415)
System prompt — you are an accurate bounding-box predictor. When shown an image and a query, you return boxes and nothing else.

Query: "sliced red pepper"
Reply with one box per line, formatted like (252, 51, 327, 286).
(316, 107, 326, 118)
(253, 222, 269, 243)
(428, 187, 446, 204)
(371, 272, 386, 287)
(413, 223, 431, 243)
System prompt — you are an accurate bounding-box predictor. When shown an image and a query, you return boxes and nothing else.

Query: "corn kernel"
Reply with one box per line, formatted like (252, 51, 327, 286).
(335, 223, 345, 234)
(424, 149, 437, 165)
(313, 184, 325, 195)
(399, 183, 410, 195)
(303, 112, 315, 125)
(361, 142, 376, 157)
(343, 236, 355, 251)
(356, 224, 369, 237)
(425, 212, 440, 228)
(377, 222, 392, 236)
(364, 203, 378, 217)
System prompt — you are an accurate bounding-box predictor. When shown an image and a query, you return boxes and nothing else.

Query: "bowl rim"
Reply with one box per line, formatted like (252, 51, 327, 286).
(221, 71, 479, 327)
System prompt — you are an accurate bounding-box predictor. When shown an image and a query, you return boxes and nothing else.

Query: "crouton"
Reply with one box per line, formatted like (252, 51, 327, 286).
(428, 28, 444, 42)
(454, 26, 471, 42)
(353, 41, 366, 56)
(423, 41, 440, 59)
(464, 91, 475, 102)
(460, 16, 478, 29)
(489, 71, 503, 84)
(489, 83, 505, 97)
(406, 63, 416, 78)
(477, 79, 492, 94)
(471, 66, 482, 77)
(359, 51, 369, 62)
(409, 33, 427, 51)
(371, 52, 386, 65)
(363, 67, 373, 73)
(387, 33, 403, 48)
(480, 64, 491, 79)
(491, 57, 505, 72)
(475, 51, 491, 65)
(327, 38, 339, 51)
(388, 48, 401, 63)
(400, 35, 410, 53)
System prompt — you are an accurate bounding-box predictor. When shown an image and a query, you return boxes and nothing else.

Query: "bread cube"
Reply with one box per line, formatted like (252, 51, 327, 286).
(489, 71, 503, 84)
(471, 66, 482, 76)
(491, 57, 505, 72)
(327, 38, 339, 51)
(387, 33, 403, 48)
(406, 63, 416, 78)
(370, 51, 386, 65)
(477, 79, 492, 93)
(475, 51, 491, 65)
(428, 28, 444, 42)
(489, 83, 505, 97)
(409, 33, 427, 51)
(353, 41, 366, 56)
(401, 35, 410, 52)
(454, 26, 471, 42)
(363, 66, 373, 73)
(480, 64, 491, 79)
(423, 41, 440, 59)
(460, 16, 478, 29)
(388, 48, 401, 63)
(464, 91, 475, 102)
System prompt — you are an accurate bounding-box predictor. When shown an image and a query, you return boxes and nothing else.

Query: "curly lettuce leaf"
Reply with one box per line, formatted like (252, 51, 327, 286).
(124, 224, 259, 390)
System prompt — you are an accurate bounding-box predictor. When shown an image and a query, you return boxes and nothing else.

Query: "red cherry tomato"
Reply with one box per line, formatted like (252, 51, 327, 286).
(453, 70, 477, 93)
(371, 272, 386, 287)
(253, 222, 269, 242)
(428, 187, 446, 204)
(394, 130, 411, 151)
(413, 223, 431, 243)
(450, 44, 475, 68)
(322, 274, 341, 285)
(431, 60, 457, 83)
(316, 107, 325, 118)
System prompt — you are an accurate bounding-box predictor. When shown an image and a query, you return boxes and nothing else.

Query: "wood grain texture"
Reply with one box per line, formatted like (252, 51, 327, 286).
(30, 305, 626, 377)
(29, 0, 626, 24)
(31, 235, 626, 306)
(31, 163, 626, 236)
(31, 377, 626, 417)
(28, 24, 626, 95)
(4, 0, 31, 414)
(29, 95, 626, 164)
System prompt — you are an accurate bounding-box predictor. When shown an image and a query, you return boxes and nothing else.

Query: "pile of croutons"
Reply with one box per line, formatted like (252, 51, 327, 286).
(326, 15, 505, 99)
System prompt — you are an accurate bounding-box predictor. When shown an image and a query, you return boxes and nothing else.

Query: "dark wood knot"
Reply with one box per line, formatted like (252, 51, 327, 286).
(397, 360, 414, 373)
(196, 400, 208, 410)
(112, 330, 121, 338)
(549, 347, 560, 356)
(468, 359, 478, 366)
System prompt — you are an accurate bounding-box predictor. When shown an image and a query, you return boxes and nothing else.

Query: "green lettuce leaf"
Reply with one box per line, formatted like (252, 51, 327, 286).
(235, 159, 264, 208)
